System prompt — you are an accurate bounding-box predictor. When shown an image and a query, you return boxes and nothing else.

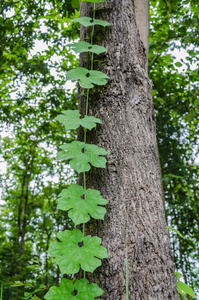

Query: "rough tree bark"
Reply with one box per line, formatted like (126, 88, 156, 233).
(78, 0, 179, 299)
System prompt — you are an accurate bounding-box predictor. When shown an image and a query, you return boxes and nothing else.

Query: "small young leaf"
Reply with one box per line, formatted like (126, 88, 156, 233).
(48, 228, 108, 274)
(57, 184, 108, 225)
(66, 67, 110, 89)
(72, 17, 111, 27)
(55, 110, 102, 131)
(44, 278, 103, 300)
(175, 271, 182, 281)
(167, 226, 184, 239)
(177, 281, 196, 297)
(57, 141, 109, 173)
(67, 41, 107, 55)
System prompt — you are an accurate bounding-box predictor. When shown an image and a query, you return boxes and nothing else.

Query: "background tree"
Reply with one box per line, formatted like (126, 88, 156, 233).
(0, 1, 78, 298)
(150, 0, 199, 296)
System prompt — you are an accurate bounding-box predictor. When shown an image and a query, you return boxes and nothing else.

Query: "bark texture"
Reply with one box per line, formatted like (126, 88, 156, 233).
(78, 1, 179, 299)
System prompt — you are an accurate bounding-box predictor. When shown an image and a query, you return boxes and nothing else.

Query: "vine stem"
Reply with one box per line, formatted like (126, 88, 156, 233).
(82, 1, 96, 283)
(91, 3, 95, 70)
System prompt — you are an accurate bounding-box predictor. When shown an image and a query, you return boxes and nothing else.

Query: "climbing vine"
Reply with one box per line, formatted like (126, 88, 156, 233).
(44, 0, 111, 299)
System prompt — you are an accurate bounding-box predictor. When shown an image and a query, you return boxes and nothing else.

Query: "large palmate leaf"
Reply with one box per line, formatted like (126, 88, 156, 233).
(57, 184, 108, 225)
(66, 67, 110, 89)
(67, 41, 107, 55)
(44, 278, 103, 300)
(57, 141, 109, 173)
(72, 17, 111, 28)
(55, 110, 102, 131)
(48, 229, 108, 274)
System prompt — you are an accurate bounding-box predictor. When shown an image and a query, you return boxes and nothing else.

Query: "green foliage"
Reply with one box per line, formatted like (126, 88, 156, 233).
(48, 229, 108, 274)
(46, 3, 110, 297)
(45, 278, 103, 300)
(150, 0, 199, 294)
(57, 184, 108, 225)
(175, 272, 196, 297)
(177, 281, 196, 298)
(57, 141, 109, 173)
(167, 226, 184, 239)
(66, 67, 110, 88)
(55, 110, 102, 131)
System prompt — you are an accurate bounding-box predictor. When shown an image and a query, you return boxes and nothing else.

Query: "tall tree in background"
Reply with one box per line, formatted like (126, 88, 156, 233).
(0, 1, 79, 298)
(79, 1, 179, 298)
(150, 0, 199, 295)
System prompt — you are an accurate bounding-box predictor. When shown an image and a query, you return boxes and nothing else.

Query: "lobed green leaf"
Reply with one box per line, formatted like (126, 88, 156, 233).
(57, 141, 109, 173)
(67, 41, 107, 55)
(44, 278, 104, 300)
(72, 17, 111, 28)
(66, 67, 110, 89)
(57, 184, 108, 225)
(56, 110, 102, 131)
(48, 228, 108, 274)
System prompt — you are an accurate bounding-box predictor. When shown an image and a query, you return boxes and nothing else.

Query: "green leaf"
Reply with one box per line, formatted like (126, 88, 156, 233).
(175, 62, 183, 67)
(55, 110, 102, 131)
(194, 98, 199, 106)
(72, 0, 80, 9)
(152, 89, 158, 97)
(45, 279, 73, 300)
(66, 67, 110, 89)
(27, 264, 40, 270)
(44, 278, 103, 300)
(32, 295, 41, 300)
(24, 292, 32, 297)
(57, 141, 109, 173)
(48, 228, 108, 274)
(167, 226, 184, 239)
(72, 17, 111, 27)
(177, 281, 196, 297)
(67, 41, 107, 55)
(11, 281, 24, 287)
(57, 184, 108, 225)
(175, 271, 182, 281)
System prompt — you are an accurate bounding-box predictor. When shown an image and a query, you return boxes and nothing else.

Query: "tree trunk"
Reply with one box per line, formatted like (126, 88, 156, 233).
(78, 1, 179, 299)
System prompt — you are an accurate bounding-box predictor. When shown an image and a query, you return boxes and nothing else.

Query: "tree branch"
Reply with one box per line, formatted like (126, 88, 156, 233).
(149, 34, 184, 66)
(162, 0, 177, 37)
